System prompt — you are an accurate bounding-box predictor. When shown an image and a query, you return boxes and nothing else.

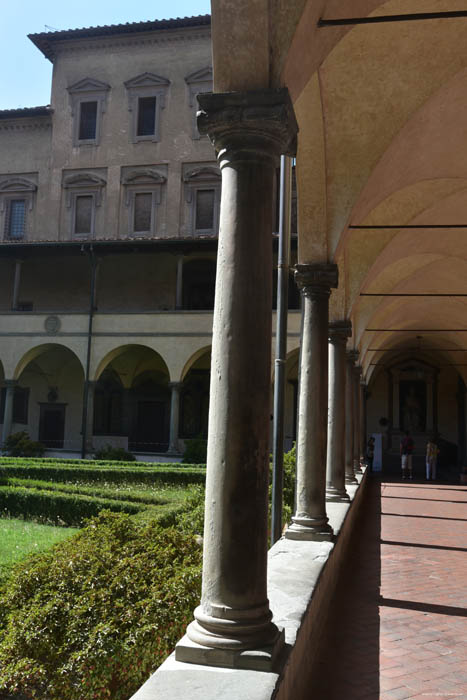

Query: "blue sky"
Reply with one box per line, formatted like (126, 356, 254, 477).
(1, 1, 211, 110)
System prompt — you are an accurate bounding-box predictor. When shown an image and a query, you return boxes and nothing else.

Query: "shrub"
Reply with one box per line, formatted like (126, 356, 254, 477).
(182, 437, 207, 464)
(3, 432, 45, 458)
(0, 511, 202, 700)
(93, 445, 136, 462)
(269, 444, 296, 529)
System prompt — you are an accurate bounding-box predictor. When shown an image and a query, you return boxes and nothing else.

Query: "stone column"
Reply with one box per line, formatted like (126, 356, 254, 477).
(345, 351, 358, 484)
(177, 89, 297, 671)
(360, 380, 367, 464)
(12, 260, 22, 311)
(285, 263, 338, 541)
(326, 321, 351, 502)
(175, 256, 184, 310)
(168, 381, 182, 454)
(1, 380, 17, 447)
(353, 362, 362, 473)
(85, 381, 96, 455)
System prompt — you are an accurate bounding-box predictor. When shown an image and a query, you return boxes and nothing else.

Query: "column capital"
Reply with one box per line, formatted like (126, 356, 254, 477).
(329, 320, 352, 344)
(3, 379, 18, 389)
(347, 350, 359, 365)
(197, 89, 298, 164)
(295, 263, 338, 299)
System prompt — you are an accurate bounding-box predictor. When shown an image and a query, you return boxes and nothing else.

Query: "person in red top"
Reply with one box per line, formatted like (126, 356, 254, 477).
(400, 430, 414, 480)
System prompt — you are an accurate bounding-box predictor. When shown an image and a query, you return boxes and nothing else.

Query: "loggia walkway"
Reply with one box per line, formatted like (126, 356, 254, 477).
(309, 475, 467, 700)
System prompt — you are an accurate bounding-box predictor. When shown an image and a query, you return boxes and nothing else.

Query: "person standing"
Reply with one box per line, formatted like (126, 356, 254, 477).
(426, 437, 439, 480)
(400, 430, 414, 479)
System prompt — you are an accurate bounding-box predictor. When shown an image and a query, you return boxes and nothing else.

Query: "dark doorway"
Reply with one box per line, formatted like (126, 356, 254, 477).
(132, 400, 167, 452)
(39, 403, 66, 448)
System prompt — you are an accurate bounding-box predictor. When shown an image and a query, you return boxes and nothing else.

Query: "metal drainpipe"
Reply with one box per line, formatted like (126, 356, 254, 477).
(81, 245, 97, 459)
(271, 155, 293, 545)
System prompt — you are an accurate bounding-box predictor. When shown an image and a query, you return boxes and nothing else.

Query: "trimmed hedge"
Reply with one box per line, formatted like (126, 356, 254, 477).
(0, 486, 146, 526)
(0, 457, 205, 469)
(0, 464, 206, 486)
(0, 511, 202, 700)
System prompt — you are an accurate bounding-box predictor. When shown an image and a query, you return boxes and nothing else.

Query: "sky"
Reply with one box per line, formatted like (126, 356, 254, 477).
(1, 1, 211, 110)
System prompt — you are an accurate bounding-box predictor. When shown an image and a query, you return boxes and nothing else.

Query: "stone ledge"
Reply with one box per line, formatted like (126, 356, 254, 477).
(130, 468, 368, 700)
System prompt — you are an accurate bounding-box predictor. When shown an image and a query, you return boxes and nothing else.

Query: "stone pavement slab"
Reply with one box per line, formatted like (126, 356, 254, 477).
(308, 477, 467, 699)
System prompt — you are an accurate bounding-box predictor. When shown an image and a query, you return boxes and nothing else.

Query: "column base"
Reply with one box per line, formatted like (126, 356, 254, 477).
(326, 485, 350, 502)
(345, 473, 358, 484)
(175, 627, 285, 672)
(353, 459, 363, 474)
(284, 517, 334, 541)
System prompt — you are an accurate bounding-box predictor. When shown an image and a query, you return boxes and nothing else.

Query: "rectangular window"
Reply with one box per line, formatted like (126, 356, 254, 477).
(0, 387, 29, 424)
(79, 101, 98, 141)
(195, 189, 215, 231)
(6, 199, 26, 239)
(133, 192, 153, 232)
(137, 97, 157, 137)
(75, 195, 93, 235)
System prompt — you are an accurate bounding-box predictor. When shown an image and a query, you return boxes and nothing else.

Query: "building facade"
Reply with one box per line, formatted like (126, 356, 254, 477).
(0, 16, 301, 457)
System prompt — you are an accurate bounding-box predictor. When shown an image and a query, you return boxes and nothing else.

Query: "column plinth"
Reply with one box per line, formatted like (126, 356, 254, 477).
(326, 321, 351, 502)
(285, 263, 338, 542)
(177, 89, 297, 671)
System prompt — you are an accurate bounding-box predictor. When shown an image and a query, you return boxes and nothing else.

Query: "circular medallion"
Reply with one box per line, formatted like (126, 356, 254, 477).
(44, 315, 61, 335)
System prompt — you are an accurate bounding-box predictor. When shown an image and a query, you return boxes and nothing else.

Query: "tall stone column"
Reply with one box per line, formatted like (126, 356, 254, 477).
(85, 381, 96, 455)
(168, 381, 182, 454)
(353, 362, 362, 473)
(326, 321, 351, 502)
(285, 263, 338, 541)
(360, 380, 367, 465)
(1, 380, 17, 447)
(345, 351, 358, 484)
(177, 89, 297, 671)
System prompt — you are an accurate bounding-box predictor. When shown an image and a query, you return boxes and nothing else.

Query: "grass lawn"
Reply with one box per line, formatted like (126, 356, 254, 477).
(0, 517, 78, 581)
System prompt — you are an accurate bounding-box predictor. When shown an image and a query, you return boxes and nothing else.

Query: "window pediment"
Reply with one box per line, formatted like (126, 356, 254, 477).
(64, 173, 106, 189)
(0, 177, 37, 193)
(185, 67, 213, 84)
(124, 73, 170, 91)
(184, 167, 221, 184)
(122, 169, 166, 186)
(67, 78, 111, 95)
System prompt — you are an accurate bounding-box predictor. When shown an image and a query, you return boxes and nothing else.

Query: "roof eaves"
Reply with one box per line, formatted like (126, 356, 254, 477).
(0, 106, 52, 120)
(28, 14, 211, 61)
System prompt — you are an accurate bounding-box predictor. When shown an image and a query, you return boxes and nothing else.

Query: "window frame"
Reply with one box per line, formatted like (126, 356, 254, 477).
(0, 176, 36, 241)
(184, 166, 221, 237)
(122, 169, 166, 237)
(67, 78, 110, 147)
(124, 73, 170, 144)
(63, 172, 106, 239)
(0, 386, 29, 425)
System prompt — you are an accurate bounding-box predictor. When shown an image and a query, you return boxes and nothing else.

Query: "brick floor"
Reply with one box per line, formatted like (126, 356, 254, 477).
(309, 477, 467, 699)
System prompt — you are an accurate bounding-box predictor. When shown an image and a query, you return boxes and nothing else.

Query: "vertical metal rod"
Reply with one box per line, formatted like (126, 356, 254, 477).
(271, 155, 293, 545)
(81, 246, 97, 459)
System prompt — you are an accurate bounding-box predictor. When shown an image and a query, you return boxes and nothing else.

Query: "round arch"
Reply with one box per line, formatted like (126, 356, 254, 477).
(94, 343, 170, 384)
(14, 343, 85, 382)
(180, 345, 212, 382)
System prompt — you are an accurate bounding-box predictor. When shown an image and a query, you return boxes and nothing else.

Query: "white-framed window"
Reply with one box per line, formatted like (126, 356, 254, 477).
(0, 176, 37, 241)
(184, 166, 221, 236)
(185, 67, 213, 140)
(122, 169, 166, 236)
(124, 73, 170, 143)
(67, 78, 110, 146)
(63, 172, 106, 238)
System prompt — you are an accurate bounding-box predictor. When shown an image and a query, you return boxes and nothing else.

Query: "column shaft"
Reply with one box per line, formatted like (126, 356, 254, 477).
(2, 380, 18, 447)
(85, 381, 96, 454)
(360, 380, 366, 465)
(345, 352, 358, 484)
(179, 89, 297, 669)
(326, 322, 351, 501)
(285, 263, 338, 540)
(168, 382, 181, 454)
(352, 363, 362, 473)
